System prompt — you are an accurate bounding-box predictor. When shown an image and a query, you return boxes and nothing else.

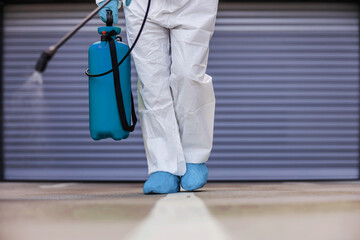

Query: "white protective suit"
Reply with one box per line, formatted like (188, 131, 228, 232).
(97, 0, 218, 176)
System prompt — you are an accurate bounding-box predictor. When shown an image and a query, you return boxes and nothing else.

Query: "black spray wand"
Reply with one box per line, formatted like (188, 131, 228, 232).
(35, 0, 113, 73)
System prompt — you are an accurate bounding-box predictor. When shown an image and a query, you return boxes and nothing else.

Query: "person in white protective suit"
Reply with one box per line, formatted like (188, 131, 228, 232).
(97, 0, 218, 194)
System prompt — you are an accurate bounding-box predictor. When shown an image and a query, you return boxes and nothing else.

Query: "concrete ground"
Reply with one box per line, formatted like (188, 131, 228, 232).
(0, 182, 359, 240)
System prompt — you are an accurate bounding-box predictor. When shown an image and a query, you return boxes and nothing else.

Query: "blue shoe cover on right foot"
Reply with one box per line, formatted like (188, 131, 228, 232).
(143, 171, 180, 194)
(180, 163, 208, 191)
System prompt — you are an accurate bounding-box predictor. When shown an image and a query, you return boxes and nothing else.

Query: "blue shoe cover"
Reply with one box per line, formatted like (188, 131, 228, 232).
(180, 163, 208, 191)
(143, 171, 180, 194)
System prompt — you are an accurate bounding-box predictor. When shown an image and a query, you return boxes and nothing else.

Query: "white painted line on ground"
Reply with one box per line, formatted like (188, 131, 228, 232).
(124, 192, 233, 240)
(39, 183, 76, 189)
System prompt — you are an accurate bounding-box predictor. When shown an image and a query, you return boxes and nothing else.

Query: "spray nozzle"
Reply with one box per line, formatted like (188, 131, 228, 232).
(106, 10, 113, 26)
(35, 48, 55, 73)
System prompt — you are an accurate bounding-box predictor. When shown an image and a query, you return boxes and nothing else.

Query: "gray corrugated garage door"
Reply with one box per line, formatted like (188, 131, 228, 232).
(3, 2, 359, 180)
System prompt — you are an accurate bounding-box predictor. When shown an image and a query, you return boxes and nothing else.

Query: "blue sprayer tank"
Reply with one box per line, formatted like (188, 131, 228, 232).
(88, 26, 135, 140)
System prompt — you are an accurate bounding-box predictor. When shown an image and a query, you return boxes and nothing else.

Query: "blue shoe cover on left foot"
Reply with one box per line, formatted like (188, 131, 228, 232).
(180, 163, 208, 191)
(143, 171, 180, 194)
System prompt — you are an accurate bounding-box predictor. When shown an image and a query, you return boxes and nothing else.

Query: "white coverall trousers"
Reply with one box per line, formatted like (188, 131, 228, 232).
(123, 0, 218, 176)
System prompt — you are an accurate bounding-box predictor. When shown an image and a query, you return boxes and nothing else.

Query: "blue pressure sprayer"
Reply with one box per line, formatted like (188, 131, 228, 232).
(87, 10, 134, 140)
(34, 0, 151, 140)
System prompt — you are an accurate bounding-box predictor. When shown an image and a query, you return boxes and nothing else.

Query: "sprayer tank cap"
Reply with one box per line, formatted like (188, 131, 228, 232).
(98, 26, 121, 36)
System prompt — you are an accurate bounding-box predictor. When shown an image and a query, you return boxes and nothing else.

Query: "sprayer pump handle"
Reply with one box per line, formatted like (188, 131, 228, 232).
(106, 10, 113, 26)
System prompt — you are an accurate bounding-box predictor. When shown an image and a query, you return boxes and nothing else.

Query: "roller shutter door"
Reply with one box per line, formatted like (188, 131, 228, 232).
(3, 2, 359, 180)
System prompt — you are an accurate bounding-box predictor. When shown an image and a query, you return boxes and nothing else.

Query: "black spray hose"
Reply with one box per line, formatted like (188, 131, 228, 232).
(35, 0, 113, 73)
(86, 0, 151, 77)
